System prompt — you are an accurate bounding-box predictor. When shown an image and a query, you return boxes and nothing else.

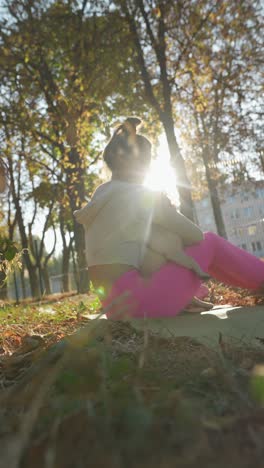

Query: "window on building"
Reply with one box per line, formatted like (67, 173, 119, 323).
(228, 195, 235, 204)
(201, 198, 209, 208)
(251, 242, 256, 252)
(243, 206, 253, 217)
(248, 225, 257, 236)
(256, 188, 264, 199)
(256, 241, 262, 251)
(242, 243, 247, 250)
(231, 209, 240, 219)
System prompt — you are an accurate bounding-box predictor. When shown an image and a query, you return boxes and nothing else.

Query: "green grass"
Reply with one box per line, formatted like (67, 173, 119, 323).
(0, 293, 100, 325)
(1, 296, 264, 468)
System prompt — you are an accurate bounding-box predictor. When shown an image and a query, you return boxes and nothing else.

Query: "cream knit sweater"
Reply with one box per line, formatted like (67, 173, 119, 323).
(73, 180, 203, 271)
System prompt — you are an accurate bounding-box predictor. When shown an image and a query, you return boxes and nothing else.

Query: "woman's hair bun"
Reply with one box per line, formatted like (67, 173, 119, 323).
(124, 116, 142, 131)
(103, 116, 147, 171)
(114, 116, 142, 137)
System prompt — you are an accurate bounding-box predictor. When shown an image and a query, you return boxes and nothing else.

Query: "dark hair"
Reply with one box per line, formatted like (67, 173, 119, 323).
(103, 117, 152, 172)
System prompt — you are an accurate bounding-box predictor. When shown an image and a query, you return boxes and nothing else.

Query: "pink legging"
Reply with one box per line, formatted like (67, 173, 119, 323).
(102, 232, 264, 319)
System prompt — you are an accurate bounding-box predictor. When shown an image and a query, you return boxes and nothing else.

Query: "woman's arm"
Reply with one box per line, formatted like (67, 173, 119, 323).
(153, 193, 204, 246)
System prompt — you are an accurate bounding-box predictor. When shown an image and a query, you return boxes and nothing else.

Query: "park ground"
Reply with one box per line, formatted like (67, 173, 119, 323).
(1, 282, 264, 468)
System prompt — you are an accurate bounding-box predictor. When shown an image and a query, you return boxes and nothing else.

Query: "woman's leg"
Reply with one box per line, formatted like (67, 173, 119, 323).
(103, 232, 264, 319)
(186, 232, 264, 290)
(103, 264, 202, 319)
(196, 284, 209, 299)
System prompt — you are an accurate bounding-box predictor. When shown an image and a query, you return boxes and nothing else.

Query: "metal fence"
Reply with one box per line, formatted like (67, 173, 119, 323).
(5, 270, 81, 302)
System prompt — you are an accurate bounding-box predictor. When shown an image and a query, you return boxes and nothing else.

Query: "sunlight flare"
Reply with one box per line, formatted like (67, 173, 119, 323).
(144, 134, 179, 205)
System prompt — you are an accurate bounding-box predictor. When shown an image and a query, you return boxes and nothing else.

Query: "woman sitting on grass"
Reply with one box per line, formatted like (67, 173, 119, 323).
(74, 117, 264, 319)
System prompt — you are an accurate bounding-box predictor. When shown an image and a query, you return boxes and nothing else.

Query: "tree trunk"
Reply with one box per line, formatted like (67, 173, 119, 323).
(59, 209, 72, 293)
(161, 113, 194, 220)
(203, 152, 227, 238)
(9, 157, 40, 297)
(62, 245, 71, 292)
(123, 5, 194, 221)
(42, 266, 51, 295)
(259, 150, 264, 174)
(73, 220, 89, 294)
(71, 243, 79, 292)
(0, 270, 8, 300)
(19, 263, 26, 299)
(66, 143, 89, 294)
(27, 263, 40, 298)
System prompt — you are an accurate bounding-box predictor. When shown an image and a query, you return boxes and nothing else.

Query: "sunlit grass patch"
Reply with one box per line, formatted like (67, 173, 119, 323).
(0, 294, 102, 355)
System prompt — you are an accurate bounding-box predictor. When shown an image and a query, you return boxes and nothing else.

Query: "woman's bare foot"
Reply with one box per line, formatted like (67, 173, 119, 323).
(192, 296, 214, 309)
(197, 272, 211, 281)
(181, 296, 214, 314)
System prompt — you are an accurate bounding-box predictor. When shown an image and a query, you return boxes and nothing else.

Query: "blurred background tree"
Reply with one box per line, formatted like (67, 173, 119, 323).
(0, 0, 155, 295)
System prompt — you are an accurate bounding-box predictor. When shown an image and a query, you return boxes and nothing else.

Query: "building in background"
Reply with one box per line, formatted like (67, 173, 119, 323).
(194, 182, 264, 258)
